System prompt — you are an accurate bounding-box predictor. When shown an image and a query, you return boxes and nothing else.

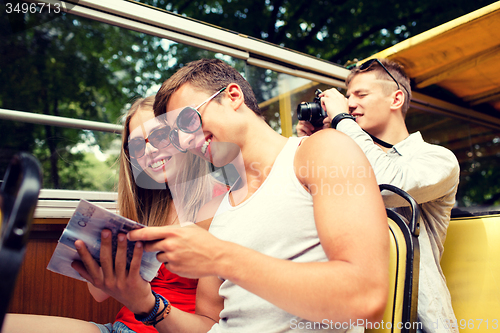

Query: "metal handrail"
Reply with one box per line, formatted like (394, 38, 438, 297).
(0, 109, 123, 133)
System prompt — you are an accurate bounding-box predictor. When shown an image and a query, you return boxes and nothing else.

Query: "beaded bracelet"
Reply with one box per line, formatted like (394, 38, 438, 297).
(150, 299, 172, 327)
(134, 291, 171, 326)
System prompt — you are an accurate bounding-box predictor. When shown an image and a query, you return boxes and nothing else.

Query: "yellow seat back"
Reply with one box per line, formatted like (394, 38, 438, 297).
(367, 184, 420, 333)
(441, 213, 500, 333)
(366, 216, 419, 333)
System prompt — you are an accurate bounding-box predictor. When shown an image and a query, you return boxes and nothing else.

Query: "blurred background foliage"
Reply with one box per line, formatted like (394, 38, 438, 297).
(0, 0, 498, 208)
(137, 0, 496, 64)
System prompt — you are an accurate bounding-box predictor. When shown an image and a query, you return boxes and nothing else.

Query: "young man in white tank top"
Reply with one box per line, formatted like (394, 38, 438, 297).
(79, 59, 390, 333)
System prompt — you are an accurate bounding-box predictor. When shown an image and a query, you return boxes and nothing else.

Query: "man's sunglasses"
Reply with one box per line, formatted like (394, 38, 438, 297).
(128, 126, 172, 159)
(169, 86, 227, 152)
(128, 87, 226, 158)
(359, 59, 409, 97)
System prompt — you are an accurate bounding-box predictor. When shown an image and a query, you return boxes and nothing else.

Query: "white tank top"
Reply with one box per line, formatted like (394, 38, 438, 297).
(208, 137, 358, 333)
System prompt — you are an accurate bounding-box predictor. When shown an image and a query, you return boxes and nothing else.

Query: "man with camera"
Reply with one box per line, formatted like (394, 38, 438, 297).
(297, 58, 460, 333)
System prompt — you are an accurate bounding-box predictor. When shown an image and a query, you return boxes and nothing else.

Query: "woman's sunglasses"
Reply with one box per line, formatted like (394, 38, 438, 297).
(127, 126, 172, 159)
(128, 87, 227, 158)
(168, 87, 226, 152)
(359, 59, 409, 97)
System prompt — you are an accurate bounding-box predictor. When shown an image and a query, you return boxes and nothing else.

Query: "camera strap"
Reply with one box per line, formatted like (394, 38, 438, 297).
(364, 131, 393, 148)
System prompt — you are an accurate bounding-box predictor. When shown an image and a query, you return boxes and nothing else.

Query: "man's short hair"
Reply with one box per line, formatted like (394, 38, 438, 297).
(347, 59, 412, 117)
(154, 58, 263, 118)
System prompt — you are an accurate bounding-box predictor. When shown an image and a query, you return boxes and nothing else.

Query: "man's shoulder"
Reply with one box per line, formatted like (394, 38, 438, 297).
(425, 140, 457, 160)
(405, 132, 460, 176)
(409, 132, 457, 158)
(296, 129, 360, 160)
(294, 129, 371, 181)
(299, 128, 356, 148)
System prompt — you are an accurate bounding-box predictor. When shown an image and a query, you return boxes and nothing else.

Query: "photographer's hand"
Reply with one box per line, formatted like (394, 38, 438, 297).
(319, 88, 349, 121)
(296, 120, 326, 137)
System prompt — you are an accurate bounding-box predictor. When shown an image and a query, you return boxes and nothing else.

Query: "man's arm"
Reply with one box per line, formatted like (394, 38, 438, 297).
(336, 120, 459, 207)
(318, 86, 459, 206)
(151, 209, 225, 333)
(130, 130, 389, 323)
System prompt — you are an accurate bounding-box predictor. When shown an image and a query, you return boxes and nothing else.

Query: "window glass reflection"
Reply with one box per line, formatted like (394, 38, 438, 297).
(406, 109, 500, 211)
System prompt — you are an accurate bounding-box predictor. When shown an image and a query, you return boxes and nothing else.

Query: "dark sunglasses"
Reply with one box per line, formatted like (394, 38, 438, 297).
(128, 126, 172, 159)
(359, 59, 409, 97)
(169, 87, 226, 152)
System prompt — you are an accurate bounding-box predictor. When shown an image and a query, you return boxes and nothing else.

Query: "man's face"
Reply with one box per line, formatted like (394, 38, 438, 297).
(346, 72, 395, 135)
(165, 83, 241, 167)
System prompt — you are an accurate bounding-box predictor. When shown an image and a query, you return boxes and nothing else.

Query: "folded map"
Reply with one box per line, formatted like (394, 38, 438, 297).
(47, 199, 161, 282)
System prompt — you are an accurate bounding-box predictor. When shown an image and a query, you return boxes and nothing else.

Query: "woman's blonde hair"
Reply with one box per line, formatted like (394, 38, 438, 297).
(118, 96, 215, 226)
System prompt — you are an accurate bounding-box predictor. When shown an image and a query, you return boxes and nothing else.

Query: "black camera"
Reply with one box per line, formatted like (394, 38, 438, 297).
(297, 89, 327, 128)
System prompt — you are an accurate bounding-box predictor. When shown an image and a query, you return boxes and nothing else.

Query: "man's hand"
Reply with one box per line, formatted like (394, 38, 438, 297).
(296, 120, 329, 137)
(297, 88, 349, 136)
(319, 88, 349, 122)
(71, 230, 155, 316)
(128, 224, 226, 279)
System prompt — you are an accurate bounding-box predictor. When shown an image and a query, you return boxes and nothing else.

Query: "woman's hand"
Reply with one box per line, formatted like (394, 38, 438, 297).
(71, 229, 156, 315)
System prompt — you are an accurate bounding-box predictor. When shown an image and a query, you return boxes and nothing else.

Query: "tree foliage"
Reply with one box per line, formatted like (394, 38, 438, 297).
(0, 6, 163, 188)
(1, 0, 498, 206)
(139, 0, 497, 64)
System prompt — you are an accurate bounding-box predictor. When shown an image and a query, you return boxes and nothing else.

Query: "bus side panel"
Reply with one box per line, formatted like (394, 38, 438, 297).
(8, 223, 123, 323)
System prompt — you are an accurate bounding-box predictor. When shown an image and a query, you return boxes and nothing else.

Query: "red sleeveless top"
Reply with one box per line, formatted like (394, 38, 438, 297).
(114, 183, 228, 332)
(114, 265, 198, 332)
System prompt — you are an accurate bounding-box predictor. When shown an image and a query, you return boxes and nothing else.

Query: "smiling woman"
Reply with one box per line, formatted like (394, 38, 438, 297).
(2, 96, 227, 333)
(119, 96, 217, 225)
(127, 101, 185, 185)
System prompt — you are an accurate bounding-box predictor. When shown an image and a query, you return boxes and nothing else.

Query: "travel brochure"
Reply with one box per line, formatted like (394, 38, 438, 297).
(47, 200, 161, 282)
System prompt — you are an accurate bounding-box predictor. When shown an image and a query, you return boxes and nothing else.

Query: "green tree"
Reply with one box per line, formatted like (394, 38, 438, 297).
(2, 0, 498, 207)
(139, 0, 496, 64)
(0, 7, 162, 188)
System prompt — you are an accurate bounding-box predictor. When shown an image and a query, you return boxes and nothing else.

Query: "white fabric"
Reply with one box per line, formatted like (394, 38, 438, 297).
(337, 119, 460, 333)
(208, 137, 361, 333)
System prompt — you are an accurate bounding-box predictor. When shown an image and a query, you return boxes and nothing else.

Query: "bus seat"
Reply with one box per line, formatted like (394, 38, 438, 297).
(366, 184, 420, 333)
(0, 153, 42, 330)
(441, 213, 500, 333)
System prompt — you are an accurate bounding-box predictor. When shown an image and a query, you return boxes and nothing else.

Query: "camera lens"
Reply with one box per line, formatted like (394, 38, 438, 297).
(297, 102, 324, 127)
(297, 102, 312, 122)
